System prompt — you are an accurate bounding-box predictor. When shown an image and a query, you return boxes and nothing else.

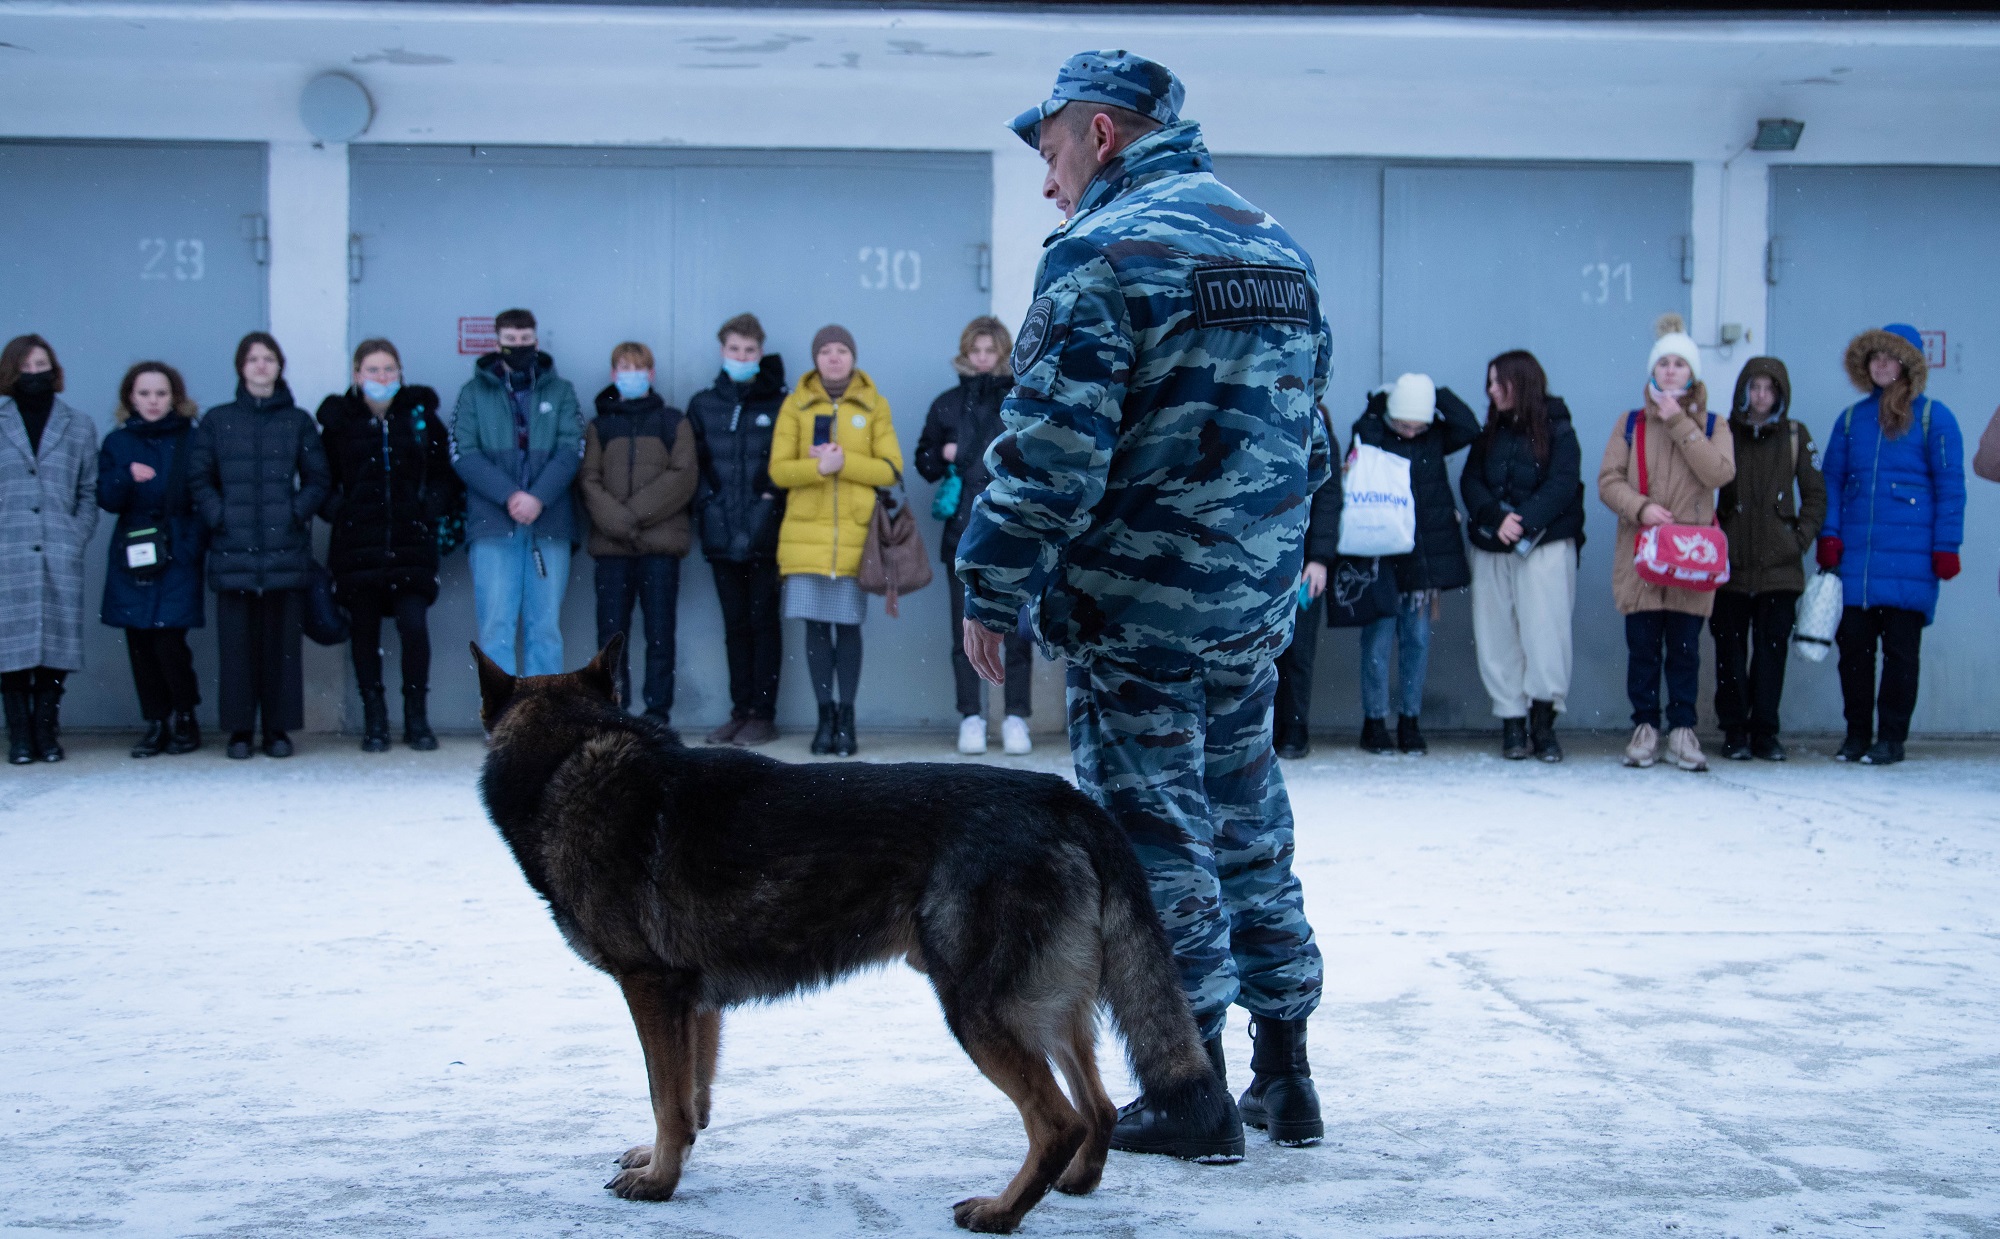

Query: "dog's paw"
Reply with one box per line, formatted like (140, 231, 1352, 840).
(951, 1196, 1019, 1234)
(618, 1144, 653, 1170)
(1054, 1162, 1102, 1196)
(604, 1167, 678, 1201)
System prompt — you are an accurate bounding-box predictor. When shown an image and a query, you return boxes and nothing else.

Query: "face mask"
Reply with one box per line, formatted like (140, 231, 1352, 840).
(12, 371, 54, 398)
(614, 371, 651, 401)
(361, 380, 400, 404)
(500, 344, 537, 369)
(722, 356, 760, 384)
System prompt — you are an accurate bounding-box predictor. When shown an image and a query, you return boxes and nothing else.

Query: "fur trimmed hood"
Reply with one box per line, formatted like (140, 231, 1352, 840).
(1845, 326, 1927, 397)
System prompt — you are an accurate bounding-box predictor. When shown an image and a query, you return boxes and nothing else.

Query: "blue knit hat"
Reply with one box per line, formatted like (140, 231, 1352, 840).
(1882, 323, 1923, 353)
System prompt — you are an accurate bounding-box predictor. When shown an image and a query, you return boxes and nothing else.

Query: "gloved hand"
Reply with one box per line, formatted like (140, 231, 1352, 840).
(1933, 551, 1961, 581)
(1816, 537, 1843, 570)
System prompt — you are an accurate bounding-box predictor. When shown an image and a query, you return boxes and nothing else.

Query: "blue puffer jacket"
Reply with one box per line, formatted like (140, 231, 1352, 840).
(1821, 392, 1965, 623)
(98, 414, 209, 630)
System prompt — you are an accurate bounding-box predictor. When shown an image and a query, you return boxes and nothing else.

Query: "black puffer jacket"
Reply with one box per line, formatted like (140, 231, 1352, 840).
(1304, 416, 1344, 565)
(316, 385, 458, 603)
(688, 356, 786, 563)
(914, 365, 1012, 563)
(1349, 386, 1479, 592)
(1459, 396, 1587, 555)
(189, 381, 331, 593)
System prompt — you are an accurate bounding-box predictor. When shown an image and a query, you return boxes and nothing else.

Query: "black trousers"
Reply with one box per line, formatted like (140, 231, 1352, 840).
(1274, 595, 1324, 746)
(711, 559, 782, 721)
(125, 628, 200, 720)
(1626, 610, 1703, 731)
(0, 667, 65, 696)
(344, 585, 432, 697)
(1709, 590, 1798, 740)
(1837, 605, 1924, 744)
(947, 567, 1032, 718)
(215, 590, 304, 735)
(594, 554, 680, 720)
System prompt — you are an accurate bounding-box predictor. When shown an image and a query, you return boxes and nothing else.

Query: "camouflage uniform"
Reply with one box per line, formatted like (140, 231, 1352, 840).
(956, 55, 1332, 1041)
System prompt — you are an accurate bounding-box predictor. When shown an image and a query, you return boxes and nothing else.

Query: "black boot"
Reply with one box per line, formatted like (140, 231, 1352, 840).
(131, 720, 170, 759)
(262, 731, 293, 759)
(1109, 1041, 1245, 1163)
(1397, 714, 1428, 755)
(1529, 700, 1563, 763)
(833, 702, 858, 757)
(30, 681, 64, 762)
(1359, 717, 1396, 755)
(1204, 1035, 1228, 1090)
(360, 687, 391, 753)
(1275, 724, 1309, 761)
(1237, 1015, 1323, 1146)
(1720, 731, 1752, 761)
(402, 690, 437, 751)
(810, 703, 837, 755)
(1835, 732, 1871, 762)
(1502, 717, 1530, 760)
(167, 710, 201, 755)
(4, 689, 33, 765)
(1861, 739, 1905, 766)
(227, 731, 255, 760)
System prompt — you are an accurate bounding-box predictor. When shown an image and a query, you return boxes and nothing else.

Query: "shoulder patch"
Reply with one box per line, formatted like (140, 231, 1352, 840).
(1012, 296, 1057, 373)
(1192, 264, 1316, 329)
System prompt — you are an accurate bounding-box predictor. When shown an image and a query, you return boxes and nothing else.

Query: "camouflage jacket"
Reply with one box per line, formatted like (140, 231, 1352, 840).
(955, 121, 1334, 672)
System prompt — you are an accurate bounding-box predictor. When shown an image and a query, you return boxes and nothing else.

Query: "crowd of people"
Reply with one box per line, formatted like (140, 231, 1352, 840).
(0, 311, 1993, 768)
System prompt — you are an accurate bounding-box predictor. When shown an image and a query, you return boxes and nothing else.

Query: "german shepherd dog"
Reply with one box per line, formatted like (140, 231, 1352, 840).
(472, 636, 1236, 1233)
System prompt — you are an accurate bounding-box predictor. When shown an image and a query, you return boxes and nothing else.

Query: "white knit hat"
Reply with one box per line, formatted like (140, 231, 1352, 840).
(1647, 312, 1702, 383)
(1385, 372, 1436, 424)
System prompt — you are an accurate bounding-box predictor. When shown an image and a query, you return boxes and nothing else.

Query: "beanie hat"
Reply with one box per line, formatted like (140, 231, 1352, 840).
(811, 324, 857, 361)
(1646, 312, 1702, 383)
(1882, 322, 1923, 354)
(1385, 373, 1437, 424)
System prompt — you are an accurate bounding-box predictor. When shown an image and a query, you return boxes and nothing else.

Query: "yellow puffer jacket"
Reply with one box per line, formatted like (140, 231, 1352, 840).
(769, 369, 904, 578)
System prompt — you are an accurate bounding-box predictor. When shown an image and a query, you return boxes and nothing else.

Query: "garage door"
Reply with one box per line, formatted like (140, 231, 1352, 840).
(0, 140, 268, 729)
(349, 146, 992, 732)
(1769, 165, 2000, 735)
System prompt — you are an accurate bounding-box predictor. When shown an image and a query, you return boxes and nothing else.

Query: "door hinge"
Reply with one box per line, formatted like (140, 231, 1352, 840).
(1679, 235, 1694, 284)
(348, 233, 364, 285)
(1765, 236, 1781, 286)
(240, 213, 269, 266)
(971, 242, 992, 294)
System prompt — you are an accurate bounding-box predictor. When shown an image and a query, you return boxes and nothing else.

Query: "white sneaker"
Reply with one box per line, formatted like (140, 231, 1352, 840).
(1623, 723, 1660, 768)
(1002, 715, 1033, 756)
(1667, 727, 1709, 772)
(957, 714, 988, 755)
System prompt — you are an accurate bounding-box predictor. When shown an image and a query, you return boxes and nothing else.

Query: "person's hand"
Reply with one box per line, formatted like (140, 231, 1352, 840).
(506, 491, 543, 525)
(129, 462, 157, 483)
(963, 618, 1006, 685)
(942, 442, 958, 463)
(1497, 512, 1524, 545)
(1302, 561, 1327, 600)
(1816, 536, 1843, 570)
(1639, 503, 1674, 528)
(1652, 387, 1684, 421)
(1933, 551, 1961, 581)
(813, 443, 845, 476)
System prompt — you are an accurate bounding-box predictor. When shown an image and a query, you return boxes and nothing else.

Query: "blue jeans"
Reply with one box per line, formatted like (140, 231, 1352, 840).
(1359, 594, 1431, 720)
(1626, 610, 1703, 731)
(594, 553, 680, 719)
(469, 528, 571, 677)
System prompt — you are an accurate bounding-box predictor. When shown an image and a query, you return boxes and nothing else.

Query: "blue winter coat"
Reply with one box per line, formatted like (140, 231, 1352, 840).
(98, 415, 208, 630)
(1820, 392, 1966, 623)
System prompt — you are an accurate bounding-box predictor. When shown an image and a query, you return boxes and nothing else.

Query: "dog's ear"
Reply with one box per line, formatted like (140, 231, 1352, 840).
(579, 632, 625, 706)
(472, 642, 516, 725)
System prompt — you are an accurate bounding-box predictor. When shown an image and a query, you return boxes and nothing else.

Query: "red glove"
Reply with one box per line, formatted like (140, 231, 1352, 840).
(1816, 537, 1843, 570)
(1934, 551, 1961, 581)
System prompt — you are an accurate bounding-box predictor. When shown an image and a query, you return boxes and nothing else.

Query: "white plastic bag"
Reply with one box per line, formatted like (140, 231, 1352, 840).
(1792, 569, 1842, 663)
(1336, 443, 1416, 557)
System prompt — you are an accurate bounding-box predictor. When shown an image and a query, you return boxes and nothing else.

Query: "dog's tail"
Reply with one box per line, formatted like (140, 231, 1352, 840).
(1086, 807, 1235, 1124)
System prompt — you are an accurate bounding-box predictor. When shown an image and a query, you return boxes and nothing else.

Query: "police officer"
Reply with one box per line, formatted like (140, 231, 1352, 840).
(958, 51, 1333, 1159)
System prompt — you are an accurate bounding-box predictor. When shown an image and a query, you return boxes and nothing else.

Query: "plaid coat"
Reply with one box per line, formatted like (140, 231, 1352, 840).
(0, 396, 100, 671)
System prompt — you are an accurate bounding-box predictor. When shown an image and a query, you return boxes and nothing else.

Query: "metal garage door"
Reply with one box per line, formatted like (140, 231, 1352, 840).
(0, 140, 268, 729)
(1769, 165, 2000, 735)
(348, 146, 992, 733)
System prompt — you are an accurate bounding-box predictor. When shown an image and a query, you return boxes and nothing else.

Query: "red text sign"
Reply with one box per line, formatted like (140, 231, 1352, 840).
(458, 316, 497, 356)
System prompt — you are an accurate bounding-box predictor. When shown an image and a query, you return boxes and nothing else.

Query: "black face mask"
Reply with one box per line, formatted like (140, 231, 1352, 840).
(500, 345, 537, 370)
(12, 371, 55, 399)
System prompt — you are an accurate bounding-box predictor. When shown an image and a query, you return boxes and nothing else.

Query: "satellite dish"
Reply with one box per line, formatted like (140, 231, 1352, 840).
(300, 71, 374, 143)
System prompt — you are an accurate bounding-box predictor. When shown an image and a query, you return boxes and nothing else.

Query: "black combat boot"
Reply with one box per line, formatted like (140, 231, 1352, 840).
(5, 689, 34, 765)
(1359, 717, 1396, 755)
(1109, 1039, 1245, 1163)
(1529, 700, 1563, 763)
(810, 703, 837, 755)
(167, 709, 202, 755)
(1396, 714, 1428, 755)
(833, 702, 858, 757)
(1204, 1035, 1227, 1089)
(1502, 717, 1530, 760)
(1238, 1015, 1323, 1146)
(131, 720, 170, 759)
(403, 690, 438, 751)
(30, 680, 65, 762)
(360, 687, 391, 753)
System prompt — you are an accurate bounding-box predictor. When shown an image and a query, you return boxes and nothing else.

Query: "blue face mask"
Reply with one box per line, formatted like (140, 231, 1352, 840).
(361, 380, 400, 404)
(721, 356, 760, 384)
(614, 370, 651, 401)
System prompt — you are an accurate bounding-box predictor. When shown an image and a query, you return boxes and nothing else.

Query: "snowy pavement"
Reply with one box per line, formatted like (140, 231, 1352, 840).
(4, 730, 1999, 1238)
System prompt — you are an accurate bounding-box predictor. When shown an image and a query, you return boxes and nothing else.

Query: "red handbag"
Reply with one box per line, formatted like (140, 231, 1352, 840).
(1631, 414, 1730, 592)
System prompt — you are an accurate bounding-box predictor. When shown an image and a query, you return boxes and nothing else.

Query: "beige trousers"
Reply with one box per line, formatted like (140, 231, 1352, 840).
(1471, 540, 1577, 719)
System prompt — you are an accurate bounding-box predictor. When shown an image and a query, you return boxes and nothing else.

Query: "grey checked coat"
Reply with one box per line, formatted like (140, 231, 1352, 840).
(0, 396, 100, 671)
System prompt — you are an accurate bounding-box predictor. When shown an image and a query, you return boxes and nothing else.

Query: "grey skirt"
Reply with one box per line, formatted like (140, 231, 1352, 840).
(783, 573, 866, 626)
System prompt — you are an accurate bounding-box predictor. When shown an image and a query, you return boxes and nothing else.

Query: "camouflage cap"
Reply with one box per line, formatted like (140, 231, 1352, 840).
(1008, 50, 1185, 149)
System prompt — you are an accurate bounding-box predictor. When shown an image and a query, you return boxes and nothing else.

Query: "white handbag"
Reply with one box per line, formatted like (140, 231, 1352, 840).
(1792, 569, 1843, 663)
(1336, 442, 1417, 557)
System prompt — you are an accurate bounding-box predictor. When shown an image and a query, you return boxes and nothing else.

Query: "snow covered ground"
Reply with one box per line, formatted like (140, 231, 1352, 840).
(4, 730, 1998, 1238)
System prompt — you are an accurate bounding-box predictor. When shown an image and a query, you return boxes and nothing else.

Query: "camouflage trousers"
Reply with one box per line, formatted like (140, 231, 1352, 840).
(1065, 656, 1323, 1041)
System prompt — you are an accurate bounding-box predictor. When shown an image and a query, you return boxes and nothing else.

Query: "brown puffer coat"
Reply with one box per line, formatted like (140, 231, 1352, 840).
(1718, 357, 1825, 596)
(579, 386, 698, 558)
(1597, 388, 1736, 616)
